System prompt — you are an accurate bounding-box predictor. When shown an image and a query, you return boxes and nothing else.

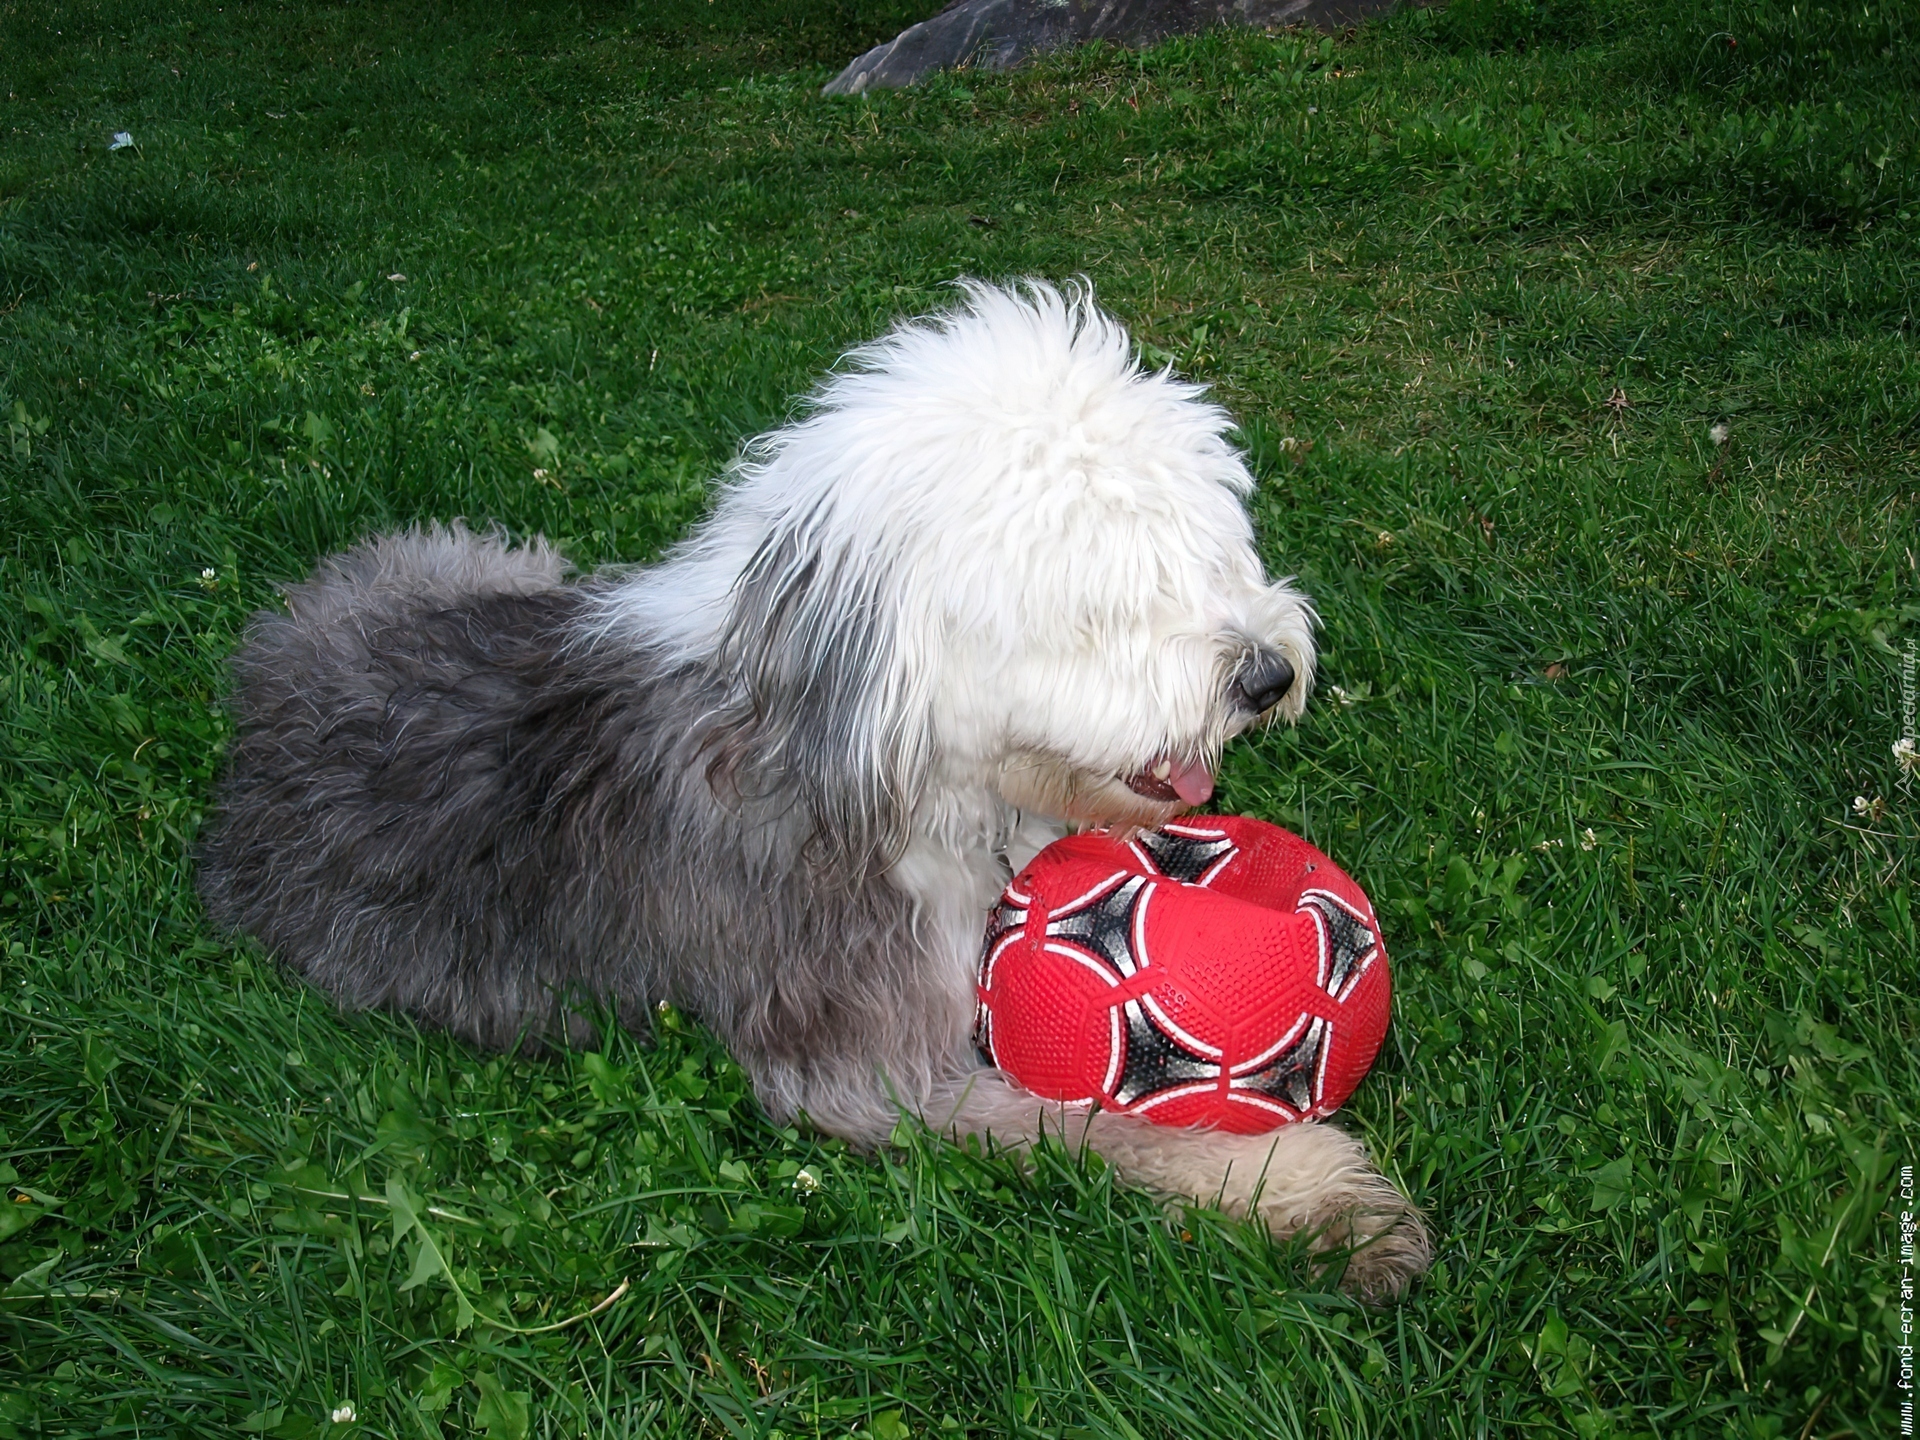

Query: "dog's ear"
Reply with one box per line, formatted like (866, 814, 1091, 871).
(702, 517, 933, 883)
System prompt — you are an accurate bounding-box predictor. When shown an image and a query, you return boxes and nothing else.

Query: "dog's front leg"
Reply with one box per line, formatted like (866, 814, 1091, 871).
(930, 1069, 1430, 1302)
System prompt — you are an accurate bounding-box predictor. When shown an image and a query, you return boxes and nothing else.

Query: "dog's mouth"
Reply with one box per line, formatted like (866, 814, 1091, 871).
(1124, 756, 1214, 807)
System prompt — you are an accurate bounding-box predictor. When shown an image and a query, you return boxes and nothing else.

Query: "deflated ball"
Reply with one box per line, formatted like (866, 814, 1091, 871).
(974, 816, 1391, 1133)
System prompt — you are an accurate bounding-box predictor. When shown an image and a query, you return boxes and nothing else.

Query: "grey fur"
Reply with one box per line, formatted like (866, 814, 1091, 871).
(705, 509, 932, 883)
(199, 524, 935, 1133)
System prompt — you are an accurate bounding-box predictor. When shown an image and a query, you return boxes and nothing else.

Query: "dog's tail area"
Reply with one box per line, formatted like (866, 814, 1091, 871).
(267, 521, 570, 633)
(195, 523, 586, 1047)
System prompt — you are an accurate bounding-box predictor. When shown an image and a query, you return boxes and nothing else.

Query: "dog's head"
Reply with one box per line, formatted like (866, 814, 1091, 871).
(626, 280, 1316, 869)
(884, 281, 1318, 830)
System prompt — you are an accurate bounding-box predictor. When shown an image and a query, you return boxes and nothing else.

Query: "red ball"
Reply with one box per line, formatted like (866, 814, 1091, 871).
(974, 816, 1392, 1133)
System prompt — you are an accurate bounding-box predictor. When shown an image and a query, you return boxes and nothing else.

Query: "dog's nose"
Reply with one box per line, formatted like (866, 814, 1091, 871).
(1231, 648, 1295, 714)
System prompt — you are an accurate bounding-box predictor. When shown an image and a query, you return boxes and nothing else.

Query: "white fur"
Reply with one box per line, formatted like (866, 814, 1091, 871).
(595, 279, 1313, 801)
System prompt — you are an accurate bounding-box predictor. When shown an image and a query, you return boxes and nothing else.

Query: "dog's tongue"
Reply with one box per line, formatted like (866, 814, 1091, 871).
(1169, 757, 1214, 806)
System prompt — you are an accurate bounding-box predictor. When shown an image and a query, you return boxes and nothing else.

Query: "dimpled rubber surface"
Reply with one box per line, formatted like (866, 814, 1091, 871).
(973, 816, 1392, 1133)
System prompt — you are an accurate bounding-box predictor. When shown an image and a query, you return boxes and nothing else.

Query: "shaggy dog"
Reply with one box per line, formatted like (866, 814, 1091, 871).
(198, 280, 1430, 1299)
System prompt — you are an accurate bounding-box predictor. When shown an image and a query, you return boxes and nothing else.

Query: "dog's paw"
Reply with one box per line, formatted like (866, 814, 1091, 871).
(1288, 1183, 1432, 1303)
(1212, 1122, 1431, 1302)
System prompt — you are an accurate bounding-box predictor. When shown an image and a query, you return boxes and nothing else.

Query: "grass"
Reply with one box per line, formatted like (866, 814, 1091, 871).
(1, 0, 1916, 1435)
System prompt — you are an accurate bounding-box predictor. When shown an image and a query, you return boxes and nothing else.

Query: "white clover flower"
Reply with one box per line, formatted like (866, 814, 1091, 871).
(1852, 795, 1870, 815)
(1580, 828, 1598, 851)
(200, 567, 217, 581)
(331, 1403, 356, 1425)
(1709, 422, 1730, 446)
(792, 1167, 821, 1195)
(1895, 736, 1919, 774)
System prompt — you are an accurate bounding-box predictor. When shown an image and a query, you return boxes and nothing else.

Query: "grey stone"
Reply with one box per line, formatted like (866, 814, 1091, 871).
(823, 0, 1414, 95)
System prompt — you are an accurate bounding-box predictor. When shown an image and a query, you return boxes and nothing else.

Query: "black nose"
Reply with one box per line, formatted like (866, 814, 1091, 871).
(1231, 648, 1295, 713)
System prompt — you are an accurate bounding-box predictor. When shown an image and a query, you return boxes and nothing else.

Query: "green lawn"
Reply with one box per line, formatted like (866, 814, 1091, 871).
(2, 0, 1917, 1435)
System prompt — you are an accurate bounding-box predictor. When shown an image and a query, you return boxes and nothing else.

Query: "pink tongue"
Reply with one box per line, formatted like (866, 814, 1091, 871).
(1170, 758, 1214, 806)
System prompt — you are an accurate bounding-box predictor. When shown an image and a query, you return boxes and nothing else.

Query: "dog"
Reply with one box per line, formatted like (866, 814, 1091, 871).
(197, 280, 1430, 1299)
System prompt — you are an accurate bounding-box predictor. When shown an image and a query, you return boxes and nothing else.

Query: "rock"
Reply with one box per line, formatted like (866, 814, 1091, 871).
(823, 0, 1412, 96)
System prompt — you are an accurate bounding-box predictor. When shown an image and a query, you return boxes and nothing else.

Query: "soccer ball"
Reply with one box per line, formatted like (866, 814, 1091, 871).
(974, 816, 1391, 1133)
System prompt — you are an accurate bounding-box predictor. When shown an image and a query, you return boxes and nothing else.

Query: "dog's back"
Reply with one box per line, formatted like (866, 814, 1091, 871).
(198, 524, 647, 1048)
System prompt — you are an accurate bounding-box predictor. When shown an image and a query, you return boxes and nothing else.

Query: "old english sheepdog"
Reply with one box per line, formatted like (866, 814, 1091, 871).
(198, 280, 1430, 1298)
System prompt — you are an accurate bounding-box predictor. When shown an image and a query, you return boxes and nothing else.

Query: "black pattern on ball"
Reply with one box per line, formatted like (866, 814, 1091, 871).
(1113, 998, 1218, 1105)
(1133, 826, 1238, 885)
(1231, 1015, 1328, 1113)
(1298, 889, 1378, 1001)
(1044, 874, 1148, 979)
